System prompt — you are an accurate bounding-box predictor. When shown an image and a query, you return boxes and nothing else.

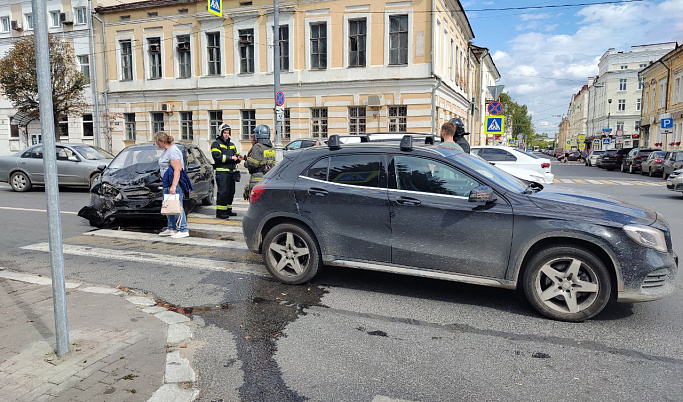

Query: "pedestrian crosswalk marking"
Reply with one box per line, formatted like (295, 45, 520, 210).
(85, 229, 248, 250)
(187, 217, 243, 226)
(187, 222, 243, 234)
(586, 179, 602, 184)
(573, 179, 586, 183)
(554, 179, 665, 186)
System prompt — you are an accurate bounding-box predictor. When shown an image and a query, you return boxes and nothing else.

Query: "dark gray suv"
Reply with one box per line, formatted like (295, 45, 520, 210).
(242, 136, 677, 322)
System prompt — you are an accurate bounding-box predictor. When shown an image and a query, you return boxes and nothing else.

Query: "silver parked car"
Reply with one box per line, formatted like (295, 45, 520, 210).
(0, 143, 114, 192)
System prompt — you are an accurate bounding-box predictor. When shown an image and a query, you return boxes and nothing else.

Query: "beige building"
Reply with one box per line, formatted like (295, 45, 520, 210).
(93, 0, 479, 153)
(567, 84, 588, 148)
(470, 44, 501, 146)
(640, 44, 683, 151)
(557, 116, 570, 151)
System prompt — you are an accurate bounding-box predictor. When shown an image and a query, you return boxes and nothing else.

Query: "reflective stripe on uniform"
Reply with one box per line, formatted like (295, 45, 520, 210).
(222, 155, 226, 163)
(227, 204, 232, 208)
(219, 144, 228, 149)
(211, 148, 222, 153)
(216, 205, 228, 210)
(215, 168, 234, 172)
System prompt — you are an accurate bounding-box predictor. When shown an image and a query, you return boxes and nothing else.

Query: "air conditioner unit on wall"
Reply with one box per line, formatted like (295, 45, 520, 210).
(367, 95, 383, 107)
(60, 12, 74, 25)
(11, 20, 22, 31)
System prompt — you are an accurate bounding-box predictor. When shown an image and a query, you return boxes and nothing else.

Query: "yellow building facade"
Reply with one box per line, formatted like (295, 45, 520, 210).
(94, 0, 477, 153)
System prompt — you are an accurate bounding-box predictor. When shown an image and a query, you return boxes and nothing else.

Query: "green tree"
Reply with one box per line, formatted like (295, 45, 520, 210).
(0, 35, 87, 139)
(500, 93, 536, 147)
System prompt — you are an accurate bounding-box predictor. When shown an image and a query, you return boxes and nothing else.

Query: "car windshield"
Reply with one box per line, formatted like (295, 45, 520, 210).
(448, 152, 528, 194)
(511, 149, 539, 159)
(72, 145, 115, 160)
(108, 146, 165, 170)
(592, 151, 605, 155)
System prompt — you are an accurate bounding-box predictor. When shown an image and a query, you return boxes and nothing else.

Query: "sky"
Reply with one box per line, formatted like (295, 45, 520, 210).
(463, 0, 683, 136)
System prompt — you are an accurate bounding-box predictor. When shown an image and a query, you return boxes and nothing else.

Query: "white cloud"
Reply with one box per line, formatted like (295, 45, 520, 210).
(487, 0, 683, 134)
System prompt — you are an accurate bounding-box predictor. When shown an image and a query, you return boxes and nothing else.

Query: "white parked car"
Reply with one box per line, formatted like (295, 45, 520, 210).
(665, 169, 683, 193)
(586, 150, 605, 167)
(470, 146, 554, 184)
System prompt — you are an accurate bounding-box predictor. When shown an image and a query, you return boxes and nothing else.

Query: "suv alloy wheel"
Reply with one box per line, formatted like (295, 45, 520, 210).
(262, 222, 321, 284)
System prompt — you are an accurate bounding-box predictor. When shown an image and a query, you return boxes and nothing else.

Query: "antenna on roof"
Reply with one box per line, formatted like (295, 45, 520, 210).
(328, 135, 341, 150)
(400, 135, 413, 152)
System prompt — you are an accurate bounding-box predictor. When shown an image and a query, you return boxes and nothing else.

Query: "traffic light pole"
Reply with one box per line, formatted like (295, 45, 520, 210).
(273, 0, 283, 161)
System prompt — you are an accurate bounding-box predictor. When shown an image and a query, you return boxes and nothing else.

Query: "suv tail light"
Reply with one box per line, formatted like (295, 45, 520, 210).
(250, 183, 266, 204)
(541, 162, 551, 169)
(655, 159, 662, 163)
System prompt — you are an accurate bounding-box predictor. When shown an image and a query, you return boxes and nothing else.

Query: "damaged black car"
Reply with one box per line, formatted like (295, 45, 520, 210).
(78, 142, 215, 227)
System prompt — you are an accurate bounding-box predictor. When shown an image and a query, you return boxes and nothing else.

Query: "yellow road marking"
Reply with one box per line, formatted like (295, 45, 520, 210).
(573, 179, 586, 183)
(187, 217, 242, 226)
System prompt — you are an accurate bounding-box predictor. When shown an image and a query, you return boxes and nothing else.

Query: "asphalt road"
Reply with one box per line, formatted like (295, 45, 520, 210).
(0, 159, 682, 402)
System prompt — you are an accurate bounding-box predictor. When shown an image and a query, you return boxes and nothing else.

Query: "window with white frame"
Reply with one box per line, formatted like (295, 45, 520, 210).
(388, 105, 407, 131)
(50, 11, 61, 28)
(311, 108, 328, 138)
(177, 35, 191, 78)
(310, 23, 327, 69)
(276, 25, 289, 71)
(620, 65, 627, 70)
(206, 32, 221, 75)
(180, 112, 193, 140)
(209, 110, 222, 139)
(58, 116, 69, 137)
(619, 79, 626, 91)
(148, 37, 162, 79)
(348, 19, 366, 67)
(674, 75, 682, 104)
(449, 38, 454, 81)
(151, 112, 165, 133)
(125, 113, 136, 140)
(77, 55, 90, 84)
(658, 79, 667, 109)
(634, 120, 640, 132)
(241, 110, 256, 140)
(638, 78, 643, 90)
(25, 14, 33, 30)
(636, 98, 641, 111)
(120, 40, 133, 81)
(284, 108, 291, 139)
(1, 17, 9, 32)
(82, 114, 93, 137)
(349, 107, 366, 135)
(618, 99, 625, 111)
(75, 7, 87, 25)
(239, 29, 254, 73)
(389, 15, 408, 65)
(616, 122, 624, 132)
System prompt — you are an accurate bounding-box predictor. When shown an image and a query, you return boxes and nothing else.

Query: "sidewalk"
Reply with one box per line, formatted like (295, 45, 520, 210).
(0, 270, 198, 402)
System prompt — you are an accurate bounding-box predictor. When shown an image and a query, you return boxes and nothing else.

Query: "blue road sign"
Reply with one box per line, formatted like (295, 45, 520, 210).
(602, 138, 610, 145)
(484, 116, 504, 135)
(275, 91, 285, 106)
(208, 0, 222, 17)
(661, 118, 674, 129)
(593, 139, 600, 144)
(602, 128, 612, 133)
(487, 101, 502, 116)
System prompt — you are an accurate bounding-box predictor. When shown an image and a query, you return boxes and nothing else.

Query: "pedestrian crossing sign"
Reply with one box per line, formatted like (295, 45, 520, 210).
(485, 116, 504, 135)
(507, 138, 514, 146)
(208, 0, 222, 17)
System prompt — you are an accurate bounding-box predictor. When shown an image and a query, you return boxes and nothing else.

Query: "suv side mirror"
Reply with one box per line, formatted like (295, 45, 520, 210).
(67, 155, 79, 162)
(469, 186, 497, 203)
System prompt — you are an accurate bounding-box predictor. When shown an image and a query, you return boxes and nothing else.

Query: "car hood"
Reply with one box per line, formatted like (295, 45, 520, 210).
(527, 187, 656, 226)
(102, 162, 161, 187)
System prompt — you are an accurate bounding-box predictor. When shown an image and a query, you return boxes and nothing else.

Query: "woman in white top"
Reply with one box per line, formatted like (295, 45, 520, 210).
(154, 131, 189, 238)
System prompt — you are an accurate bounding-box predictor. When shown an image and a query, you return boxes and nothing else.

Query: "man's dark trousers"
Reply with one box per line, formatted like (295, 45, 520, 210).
(216, 171, 236, 218)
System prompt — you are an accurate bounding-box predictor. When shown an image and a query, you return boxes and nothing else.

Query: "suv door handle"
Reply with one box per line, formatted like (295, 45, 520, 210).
(396, 196, 421, 206)
(308, 187, 328, 197)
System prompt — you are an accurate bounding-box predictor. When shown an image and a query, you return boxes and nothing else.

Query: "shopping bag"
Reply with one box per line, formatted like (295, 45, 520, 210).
(161, 194, 182, 215)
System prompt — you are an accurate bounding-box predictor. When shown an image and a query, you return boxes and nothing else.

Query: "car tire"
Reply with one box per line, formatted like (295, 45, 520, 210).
(89, 173, 100, 188)
(620, 164, 625, 172)
(629, 164, 634, 174)
(648, 169, 653, 177)
(10, 171, 32, 192)
(663, 172, 669, 180)
(523, 246, 611, 322)
(202, 185, 215, 206)
(262, 222, 321, 285)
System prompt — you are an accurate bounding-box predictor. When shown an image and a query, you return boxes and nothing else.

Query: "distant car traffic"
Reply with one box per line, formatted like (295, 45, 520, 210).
(242, 135, 677, 322)
(78, 142, 214, 227)
(471, 146, 554, 184)
(640, 151, 667, 177)
(599, 148, 633, 171)
(586, 150, 605, 166)
(662, 151, 683, 179)
(0, 143, 114, 192)
(622, 148, 659, 174)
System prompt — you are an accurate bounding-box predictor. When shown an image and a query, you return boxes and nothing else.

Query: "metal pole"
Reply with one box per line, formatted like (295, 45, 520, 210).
(273, 0, 283, 161)
(31, 0, 69, 357)
(88, 0, 101, 149)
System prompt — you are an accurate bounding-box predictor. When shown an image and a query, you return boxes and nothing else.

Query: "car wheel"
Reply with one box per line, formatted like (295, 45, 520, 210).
(202, 185, 215, 206)
(10, 171, 32, 192)
(620, 164, 625, 172)
(663, 172, 669, 180)
(262, 223, 321, 285)
(629, 164, 634, 174)
(89, 173, 100, 188)
(648, 169, 653, 177)
(523, 246, 611, 322)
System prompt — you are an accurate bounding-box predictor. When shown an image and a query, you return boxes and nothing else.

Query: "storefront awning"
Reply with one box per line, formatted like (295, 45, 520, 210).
(10, 112, 36, 126)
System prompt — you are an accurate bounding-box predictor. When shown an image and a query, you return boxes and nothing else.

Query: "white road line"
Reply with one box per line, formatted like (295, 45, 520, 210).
(586, 179, 603, 184)
(187, 223, 244, 234)
(84, 229, 249, 250)
(0, 206, 78, 215)
(615, 181, 634, 185)
(560, 179, 574, 183)
(21, 243, 269, 277)
(188, 212, 243, 221)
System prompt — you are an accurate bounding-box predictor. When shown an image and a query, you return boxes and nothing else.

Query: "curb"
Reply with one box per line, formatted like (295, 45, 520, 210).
(0, 269, 199, 402)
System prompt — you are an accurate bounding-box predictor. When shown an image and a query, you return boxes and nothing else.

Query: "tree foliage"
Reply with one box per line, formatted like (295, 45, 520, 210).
(499, 93, 536, 145)
(0, 35, 87, 135)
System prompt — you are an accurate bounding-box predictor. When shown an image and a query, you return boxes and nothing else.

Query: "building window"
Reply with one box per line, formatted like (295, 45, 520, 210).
(1, 17, 9, 32)
(75, 7, 87, 25)
(78, 55, 90, 84)
(125, 113, 136, 140)
(209, 111, 222, 139)
(349, 107, 366, 135)
(276, 25, 289, 71)
(620, 65, 627, 70)
(310, 23, 327, 69)
(388, 105, 407, 131)
(152, 112, 165, 133)
(120, 40, 133, 81)
(241, 109, 256, 140)
(177, 35, 191, 78)
(634, 120, 640, 132)
(449, 38, 454, 81)
(389, 15, 409, 65)
(349, 19, 366, 67)
(636, 98, 641, 111)
(148, 38, 162, 79)
(640, 63, 647, 68)
(658, 79, 667, 109)
(284, 108, 291, 139)
(82, 114, 93, 137)
(616, 122, 624, 132)
(50, 11, 61, 28)
(58, 117, 69, 138)
(10, 124, 19, 138)
(619, 79, 626, 91)
(239, 29, 255, 73)
(25, 14, 33, 30)
(674, 76, 682, 104)
(207, 32, 221, 75)
(638, 78, 643, 90)
(180, 112, 193, 140)
(311, 108, 328, 138)
(617, 99, 626, 111)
